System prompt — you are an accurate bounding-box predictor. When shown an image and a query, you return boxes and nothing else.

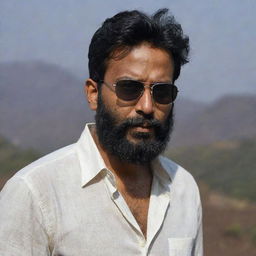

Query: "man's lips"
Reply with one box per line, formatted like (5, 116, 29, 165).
(131, 125, 153, 133)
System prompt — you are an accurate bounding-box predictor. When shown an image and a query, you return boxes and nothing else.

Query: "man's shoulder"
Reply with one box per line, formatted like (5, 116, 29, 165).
(158, 155, 201, 207)
(9, 143, 78, 186)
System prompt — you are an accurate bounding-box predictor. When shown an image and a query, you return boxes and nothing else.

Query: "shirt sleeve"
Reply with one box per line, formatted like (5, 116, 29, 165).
(0, 176, 50, 256)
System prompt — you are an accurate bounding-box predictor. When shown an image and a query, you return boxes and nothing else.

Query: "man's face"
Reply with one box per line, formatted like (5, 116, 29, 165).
(94, 43, 175, 164)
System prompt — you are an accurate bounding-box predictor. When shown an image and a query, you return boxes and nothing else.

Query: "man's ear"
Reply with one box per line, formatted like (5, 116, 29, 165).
(85, 78, 98, 111)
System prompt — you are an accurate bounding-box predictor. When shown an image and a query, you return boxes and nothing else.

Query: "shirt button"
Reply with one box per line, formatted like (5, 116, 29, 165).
(112, 191, 119, 200)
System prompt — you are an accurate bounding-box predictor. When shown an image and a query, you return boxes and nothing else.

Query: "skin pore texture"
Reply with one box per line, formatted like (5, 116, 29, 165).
(85, 42, 174, 238)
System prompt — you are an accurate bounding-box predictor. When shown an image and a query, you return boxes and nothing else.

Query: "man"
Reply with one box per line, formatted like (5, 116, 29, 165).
(0, 9, 203, 255)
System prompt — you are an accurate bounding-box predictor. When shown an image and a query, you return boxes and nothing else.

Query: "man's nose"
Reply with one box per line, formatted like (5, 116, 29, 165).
(135, 87, 154, 116)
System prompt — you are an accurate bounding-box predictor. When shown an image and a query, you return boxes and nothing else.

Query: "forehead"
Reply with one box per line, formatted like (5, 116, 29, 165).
(104, 43, 174, 82)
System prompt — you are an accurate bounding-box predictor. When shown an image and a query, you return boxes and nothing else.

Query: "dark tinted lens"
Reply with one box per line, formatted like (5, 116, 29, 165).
(115, 80, 144, 101)
(153, 83, 178, 104)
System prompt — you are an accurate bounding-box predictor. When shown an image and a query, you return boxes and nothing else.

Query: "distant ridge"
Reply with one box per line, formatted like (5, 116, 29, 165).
(0, 61, 94, 152)
(1, 61, 256, 152)
(171, 94, 256, 147)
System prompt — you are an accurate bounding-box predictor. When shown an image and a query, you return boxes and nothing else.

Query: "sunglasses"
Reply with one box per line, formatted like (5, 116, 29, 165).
(100, 79, 178, 104)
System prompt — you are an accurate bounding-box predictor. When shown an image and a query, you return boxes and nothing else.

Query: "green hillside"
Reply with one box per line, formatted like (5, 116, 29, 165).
(0, 136, 40, 187)
(166, 137, 256, 201)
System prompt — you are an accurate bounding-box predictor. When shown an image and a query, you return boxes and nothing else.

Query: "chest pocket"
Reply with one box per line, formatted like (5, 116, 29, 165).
(168, 237, 194, 256)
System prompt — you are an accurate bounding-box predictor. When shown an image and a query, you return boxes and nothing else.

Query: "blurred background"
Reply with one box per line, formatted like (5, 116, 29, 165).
(0, 0, 256, 255)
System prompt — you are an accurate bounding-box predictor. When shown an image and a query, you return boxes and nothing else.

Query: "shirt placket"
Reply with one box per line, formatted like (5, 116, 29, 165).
(103, 169, 171, 255)
(146, 175, 171, 250)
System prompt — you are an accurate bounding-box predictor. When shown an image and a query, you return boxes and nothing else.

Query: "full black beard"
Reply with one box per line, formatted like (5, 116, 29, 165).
(95, 95, 174, 164)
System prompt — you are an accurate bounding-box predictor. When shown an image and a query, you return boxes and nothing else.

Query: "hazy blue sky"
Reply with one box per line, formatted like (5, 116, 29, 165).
(1, 0, 256, 102)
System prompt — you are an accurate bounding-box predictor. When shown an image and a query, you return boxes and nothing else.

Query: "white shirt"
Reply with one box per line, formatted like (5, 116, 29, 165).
(0, 124, 203, 256)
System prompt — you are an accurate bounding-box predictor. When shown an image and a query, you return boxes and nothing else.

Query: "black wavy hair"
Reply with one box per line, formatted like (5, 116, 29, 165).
(88, 8, 189, 83)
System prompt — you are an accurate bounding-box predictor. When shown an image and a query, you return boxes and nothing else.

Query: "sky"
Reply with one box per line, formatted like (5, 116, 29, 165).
(1, 0, 256, 102)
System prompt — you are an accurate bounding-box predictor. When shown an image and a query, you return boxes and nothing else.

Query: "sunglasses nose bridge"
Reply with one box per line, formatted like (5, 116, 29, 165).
(143, 84, 154, 95)
(137, 84, 156, 109)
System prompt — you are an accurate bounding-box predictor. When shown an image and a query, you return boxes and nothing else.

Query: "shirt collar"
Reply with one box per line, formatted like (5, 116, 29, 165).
(152, 155, 180, 189)
(76, 123, 107, 187)
(76, 123, 177, 188)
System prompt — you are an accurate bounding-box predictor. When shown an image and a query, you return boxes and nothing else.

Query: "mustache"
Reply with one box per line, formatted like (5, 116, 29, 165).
(116, 117, 162, 130)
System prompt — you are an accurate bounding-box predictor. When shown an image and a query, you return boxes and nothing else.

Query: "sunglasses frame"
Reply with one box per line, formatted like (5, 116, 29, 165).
(100, 79, 178, 104)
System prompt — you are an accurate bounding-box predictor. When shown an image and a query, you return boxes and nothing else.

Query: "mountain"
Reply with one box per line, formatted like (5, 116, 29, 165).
(171, 94, 256, 147)
(1, 61, 256, 152)
(0, 61, 94, 152)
